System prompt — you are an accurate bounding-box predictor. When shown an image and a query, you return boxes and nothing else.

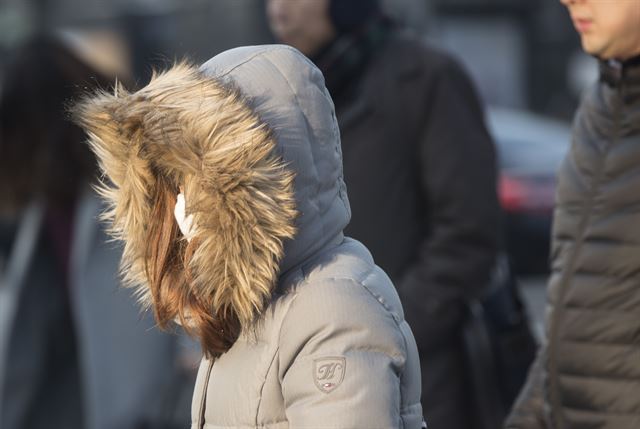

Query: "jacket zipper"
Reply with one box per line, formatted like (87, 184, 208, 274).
(197, 359, 215, 429)
(547, 86, 622, 428)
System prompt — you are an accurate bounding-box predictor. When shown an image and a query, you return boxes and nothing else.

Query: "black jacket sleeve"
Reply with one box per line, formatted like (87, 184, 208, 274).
(398, 56, 501, 351)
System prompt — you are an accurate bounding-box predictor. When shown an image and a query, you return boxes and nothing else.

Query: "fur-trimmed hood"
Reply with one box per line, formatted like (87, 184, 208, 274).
(75, 45, 351, 329)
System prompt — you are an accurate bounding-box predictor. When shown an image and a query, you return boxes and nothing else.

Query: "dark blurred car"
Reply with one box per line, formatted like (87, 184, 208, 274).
(486, 107, 571, 275)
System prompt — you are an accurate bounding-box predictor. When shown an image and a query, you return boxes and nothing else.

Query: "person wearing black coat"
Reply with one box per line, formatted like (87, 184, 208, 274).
(506, 1, 640, 428)
(267, 1, 502, 428)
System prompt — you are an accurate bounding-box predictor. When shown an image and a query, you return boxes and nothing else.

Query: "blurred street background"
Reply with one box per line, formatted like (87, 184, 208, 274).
(0, 0, 597, 114)
(0, 0, 599, 426)
(0, 0, 595, 390)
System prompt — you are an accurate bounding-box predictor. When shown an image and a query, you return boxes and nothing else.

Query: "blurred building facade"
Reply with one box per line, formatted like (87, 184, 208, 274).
(0, 0, 595, 119)
(429, 0, 596, 119)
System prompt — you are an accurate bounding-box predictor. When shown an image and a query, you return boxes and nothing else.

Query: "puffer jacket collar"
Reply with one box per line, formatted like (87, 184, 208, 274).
(599, 55, 640, 104)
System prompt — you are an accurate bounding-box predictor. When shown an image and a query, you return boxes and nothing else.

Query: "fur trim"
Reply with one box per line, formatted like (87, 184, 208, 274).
(75, 63, 297, 328)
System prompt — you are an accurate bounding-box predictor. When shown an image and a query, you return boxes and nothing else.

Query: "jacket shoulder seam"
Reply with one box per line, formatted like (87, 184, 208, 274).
(254, 342, 281, 427)
(319, 272, 409, 357)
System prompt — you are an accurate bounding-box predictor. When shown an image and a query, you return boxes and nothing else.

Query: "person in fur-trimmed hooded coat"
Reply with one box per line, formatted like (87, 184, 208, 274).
(75, 45, 424, 428)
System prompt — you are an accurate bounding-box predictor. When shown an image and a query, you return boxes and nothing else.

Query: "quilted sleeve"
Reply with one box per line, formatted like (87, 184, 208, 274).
(277, 279, 423, 429)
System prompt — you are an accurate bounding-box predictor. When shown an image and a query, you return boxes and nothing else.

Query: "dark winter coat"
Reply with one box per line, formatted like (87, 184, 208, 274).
(505, 59, 640, 429)
(320, 31, 501, 429)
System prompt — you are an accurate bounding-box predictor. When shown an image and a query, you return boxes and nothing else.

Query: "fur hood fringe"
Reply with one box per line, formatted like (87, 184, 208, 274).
(75, 63, 298, 329)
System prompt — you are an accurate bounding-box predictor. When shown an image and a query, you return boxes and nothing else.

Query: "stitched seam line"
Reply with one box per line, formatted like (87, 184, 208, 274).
(558, 371, 640, 382)
(255, 345, 280, 427)
(333, 270, 408, 428)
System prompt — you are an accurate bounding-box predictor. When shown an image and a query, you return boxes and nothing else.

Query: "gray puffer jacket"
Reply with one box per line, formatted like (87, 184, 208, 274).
(77, 45, 423, 429)
(505, 59, 640, 428)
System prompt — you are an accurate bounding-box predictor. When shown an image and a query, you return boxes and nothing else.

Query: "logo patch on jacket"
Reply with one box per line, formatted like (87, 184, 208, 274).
(313, 357, 346, 394)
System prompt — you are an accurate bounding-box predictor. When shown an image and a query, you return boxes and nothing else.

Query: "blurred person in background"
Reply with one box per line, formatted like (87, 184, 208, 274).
(505, 1, 640, 428)
(267, 1, 503, 428)
(0, 33, 194, 429)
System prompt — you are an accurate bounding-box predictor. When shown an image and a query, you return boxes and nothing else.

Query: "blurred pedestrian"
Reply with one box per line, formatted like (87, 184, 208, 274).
(505, 1, 640, 428)
(267, 1, 502, 428)
(75, 45, 425, 428)
(0, 34, 193, 429)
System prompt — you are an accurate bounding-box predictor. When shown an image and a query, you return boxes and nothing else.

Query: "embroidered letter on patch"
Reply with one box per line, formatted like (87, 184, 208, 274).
(313, 357, 346, 393)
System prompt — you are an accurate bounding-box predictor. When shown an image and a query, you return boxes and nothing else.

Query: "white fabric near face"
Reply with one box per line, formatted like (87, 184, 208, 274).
(174, 193, 194, 241)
